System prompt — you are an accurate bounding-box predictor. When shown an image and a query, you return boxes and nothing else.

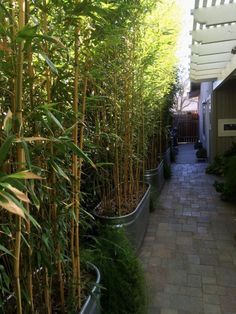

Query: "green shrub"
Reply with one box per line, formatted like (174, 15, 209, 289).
(223, 142, 236, 157)
(221, 156, 236, 201)
(213, 180, 224, 193)
(212, 156, 236, 202)
(206, 155, 224, 176)
(87, 225, 147, 314)
(196, 147, 207, 159)
(206, 142, 236, 176)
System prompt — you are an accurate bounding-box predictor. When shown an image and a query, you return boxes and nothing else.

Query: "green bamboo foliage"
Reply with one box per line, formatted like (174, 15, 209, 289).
(0, 0, 179, 312)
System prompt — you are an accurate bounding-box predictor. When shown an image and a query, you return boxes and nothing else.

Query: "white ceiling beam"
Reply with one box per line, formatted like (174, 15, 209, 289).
(191, 53, 231, 64)
(192, 3, 236, 26)
(219, 54, 236, 80)
(190, 74, 218, 82)
(191, 40, 236, 56)
(192, 24, 236, 44)
(190, 0, 236, 84)
(190, 69, 220, 76)
(191, 62, 227, 70)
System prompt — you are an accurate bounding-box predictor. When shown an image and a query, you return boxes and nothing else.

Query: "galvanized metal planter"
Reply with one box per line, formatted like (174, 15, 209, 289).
(163, 147, 171, 166)
(93, 184, 151, 253)
(144, 160, 165, 211)
(80, 263, 101, 314)
(4, 264, 101, 314)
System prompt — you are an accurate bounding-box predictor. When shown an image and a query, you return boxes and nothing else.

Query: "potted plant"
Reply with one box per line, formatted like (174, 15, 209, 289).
(144, 161, 165, 211)
(93, 183, 151, 253)
(196, 147, 207, 162)
(79, 263, 101, 314)
(144, 141, 172, 210)
(194, 139, 203, 150)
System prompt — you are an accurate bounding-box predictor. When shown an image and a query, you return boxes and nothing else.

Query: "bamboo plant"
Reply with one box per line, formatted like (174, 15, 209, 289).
(0, 0, 180, 312)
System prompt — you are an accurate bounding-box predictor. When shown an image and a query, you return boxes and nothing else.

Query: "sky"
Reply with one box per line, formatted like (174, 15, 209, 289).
(176, 0, 195, 82)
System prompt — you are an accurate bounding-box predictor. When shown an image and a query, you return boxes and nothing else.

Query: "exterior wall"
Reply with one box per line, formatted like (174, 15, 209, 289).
(198, 82, 213, 158)
(211, 79, 236, 158)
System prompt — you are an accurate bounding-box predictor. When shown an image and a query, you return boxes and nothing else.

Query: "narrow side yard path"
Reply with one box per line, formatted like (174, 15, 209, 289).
(140, 144, 236, 314)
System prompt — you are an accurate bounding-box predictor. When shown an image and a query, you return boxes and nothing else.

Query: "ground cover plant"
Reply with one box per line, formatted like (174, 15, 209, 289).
(206, 143, 236, 202)
(85, 225, 148, 314)
(0, 0, 180, 312)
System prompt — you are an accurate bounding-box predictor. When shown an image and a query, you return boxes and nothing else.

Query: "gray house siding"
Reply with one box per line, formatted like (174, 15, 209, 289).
(212, 79, 236, 158)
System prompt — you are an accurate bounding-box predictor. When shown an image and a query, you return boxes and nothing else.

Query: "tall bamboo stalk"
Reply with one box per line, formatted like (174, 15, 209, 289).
(42, 2, 53, 312)
(14, 1, 26, 313)
(113, 75, 121, 214)
(76, 72, 88, 301)
(159, 107, 162, 154)
(72, 17, 81, 307)
(24, 2, 35, 311)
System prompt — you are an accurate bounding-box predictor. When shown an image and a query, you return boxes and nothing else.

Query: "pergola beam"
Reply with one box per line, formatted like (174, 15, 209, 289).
(190, 0, 236, 83)
(192, 3, 236, 26)
(190, 69, 220, 77)
(191, 62, 227, 71)
(191, 40, 236, 56)
(190, 74, 218, 82)
(219, 54, 236, 80)
(192, 24, 236, 44)
(191, 53, 231, 64)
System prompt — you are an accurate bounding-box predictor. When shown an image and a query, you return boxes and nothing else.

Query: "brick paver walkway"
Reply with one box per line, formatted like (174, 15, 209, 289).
(140, 144, 236, 314)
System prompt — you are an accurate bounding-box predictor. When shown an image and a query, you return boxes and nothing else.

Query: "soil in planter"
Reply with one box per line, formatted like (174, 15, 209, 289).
(2, 265, 97, 313)
(49, 266, 97, 313)
(96, 184, 147, 217)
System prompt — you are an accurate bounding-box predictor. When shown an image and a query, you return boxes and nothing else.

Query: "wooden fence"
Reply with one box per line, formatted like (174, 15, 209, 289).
(173, 112, 199, 143)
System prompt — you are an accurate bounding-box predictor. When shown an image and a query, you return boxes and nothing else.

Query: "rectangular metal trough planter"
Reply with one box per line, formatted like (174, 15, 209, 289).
(79, 263, 101, 314)
(3, 263, 101, 314)
(93, 184, 151, 253)
(163, 147, 171, 167)
(144, 160, 165, 211)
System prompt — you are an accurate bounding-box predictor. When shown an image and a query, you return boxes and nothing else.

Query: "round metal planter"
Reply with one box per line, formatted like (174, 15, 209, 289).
(144, 160, 165, 211)
(93, 184, 151, 253)
(79, 263, 101, 314)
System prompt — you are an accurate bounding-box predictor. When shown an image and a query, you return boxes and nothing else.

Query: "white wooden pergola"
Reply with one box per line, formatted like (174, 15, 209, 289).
(190, 0, 236, 85)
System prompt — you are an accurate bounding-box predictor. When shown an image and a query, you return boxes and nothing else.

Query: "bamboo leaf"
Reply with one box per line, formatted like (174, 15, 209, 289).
(45, 111, 64, 131)
(66, 142, 96, 169)
(50, 160, 70, 182)
(28, 184, 40, 210)
(37, 35, 66, 49)
(0, 135, 15, 167)
(0, 183, 31, 203)
(0, 193, 25, 219)
(0, 244, 14, 258)
(39, 52, 59, 75)
(15, 137, 49, 142)
(3, 109, 13, 134)
(0, 191, 40, 229)
(73, 1, 112, 21)
(27, 211, 41, 230)
(22, 141, 31, 169)
(0, 171, 43, 181)
(16, 24, 38, 42)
